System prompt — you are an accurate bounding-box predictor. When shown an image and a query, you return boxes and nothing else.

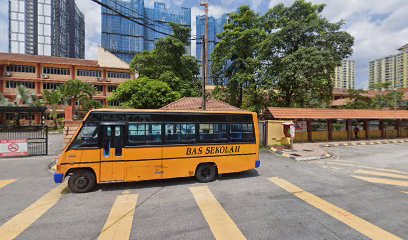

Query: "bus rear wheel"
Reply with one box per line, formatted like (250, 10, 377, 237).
(68, 170, 96, 193)
(195, 164, 217, 183)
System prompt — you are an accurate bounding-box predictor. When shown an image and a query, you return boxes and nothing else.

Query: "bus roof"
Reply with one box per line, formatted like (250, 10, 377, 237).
(88, 108, 256, 115)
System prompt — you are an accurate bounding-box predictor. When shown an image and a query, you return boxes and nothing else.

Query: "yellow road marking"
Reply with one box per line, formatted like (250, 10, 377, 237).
(401, 191, 408, 194)
(190, 186, 246, 240)
(98, 194, 138, 240)
(0, 182, 68, 240)
(0, 179, 17, 189)
(354, 170, 408, 179)
(352, 175, 408, 187)
(269, 177, 402, 240)
(313, 161, 408, 175)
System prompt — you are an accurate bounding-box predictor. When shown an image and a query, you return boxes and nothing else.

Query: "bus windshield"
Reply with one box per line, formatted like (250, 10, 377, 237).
(70, 122, 99, 149)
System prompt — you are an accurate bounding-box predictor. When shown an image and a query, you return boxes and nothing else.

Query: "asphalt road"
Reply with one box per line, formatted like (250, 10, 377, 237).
(0, 144, 407, 240)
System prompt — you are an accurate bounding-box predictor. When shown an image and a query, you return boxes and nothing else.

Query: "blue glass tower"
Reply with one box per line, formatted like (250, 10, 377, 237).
(196, 13, 228, 85)
(101, 0, 191, 63)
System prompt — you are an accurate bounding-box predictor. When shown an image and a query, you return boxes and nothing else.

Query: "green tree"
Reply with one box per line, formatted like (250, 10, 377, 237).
(109, 77, 180, 109)
(259, 0, 354, 107)
(15, 85, 34, 106)
(43, 89, 62, 129)
(59, 80, 97, 113)
(343, 89, 370, 109)
(212, 6, 265, 108)
(0, 93, 13, 106)
(130, 23, 200, 97)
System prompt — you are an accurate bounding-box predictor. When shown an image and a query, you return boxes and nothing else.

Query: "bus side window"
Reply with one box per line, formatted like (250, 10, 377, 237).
(230, 124, 243, 141)
(242, 123, 254, 141)
(165, 123, 195, 142)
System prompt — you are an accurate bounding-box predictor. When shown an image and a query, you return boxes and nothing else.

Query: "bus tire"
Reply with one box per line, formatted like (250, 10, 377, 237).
(195, 164, 217, 183)
(68, 169, 96, 193)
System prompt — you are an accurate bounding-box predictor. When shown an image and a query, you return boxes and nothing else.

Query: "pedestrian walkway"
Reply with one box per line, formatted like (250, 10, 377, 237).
(271, 138, 408, 161)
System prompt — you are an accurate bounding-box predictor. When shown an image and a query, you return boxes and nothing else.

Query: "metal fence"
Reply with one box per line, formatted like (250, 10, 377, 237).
(0, 125, 48, 156)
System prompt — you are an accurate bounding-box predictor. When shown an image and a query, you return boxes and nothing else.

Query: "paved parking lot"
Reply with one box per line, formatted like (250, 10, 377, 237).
(0, 144, 407, 240)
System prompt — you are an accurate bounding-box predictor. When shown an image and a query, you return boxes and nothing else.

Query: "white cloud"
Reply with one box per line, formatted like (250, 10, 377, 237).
(76, 0, 101, 60)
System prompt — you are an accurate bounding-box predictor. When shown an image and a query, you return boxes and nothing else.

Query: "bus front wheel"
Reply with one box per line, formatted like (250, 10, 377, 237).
(68, 169, 96, 193)
(195, 164, 217, 183)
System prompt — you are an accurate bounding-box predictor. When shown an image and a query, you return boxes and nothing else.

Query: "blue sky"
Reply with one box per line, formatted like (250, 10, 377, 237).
(1, 0, 407, 89)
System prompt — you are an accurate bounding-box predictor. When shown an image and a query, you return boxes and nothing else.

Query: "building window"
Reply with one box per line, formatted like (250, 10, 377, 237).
(6, 65, 36, 73)
(77, 69, 102, 77)
(107, 71, 130, 79)
(43, 67, 70, 75)
(95, 85, 104, 92)
(108, 101, 120, 106)
(6, 81, 35, 89)
(43, 83, 61, 90)
(108, 86, 117, 92)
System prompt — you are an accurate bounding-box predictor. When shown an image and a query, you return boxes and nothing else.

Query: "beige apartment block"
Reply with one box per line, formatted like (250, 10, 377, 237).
(369, 43, 408, 89)
(334, 60, 355, 89)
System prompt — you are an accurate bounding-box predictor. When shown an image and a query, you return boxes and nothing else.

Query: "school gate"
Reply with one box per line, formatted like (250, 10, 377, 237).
(0, 126, 48, 156)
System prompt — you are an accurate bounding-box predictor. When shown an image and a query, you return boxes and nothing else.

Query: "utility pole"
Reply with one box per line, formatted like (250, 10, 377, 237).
(201, 35, 206, 110)
(200, 1, 209, 110)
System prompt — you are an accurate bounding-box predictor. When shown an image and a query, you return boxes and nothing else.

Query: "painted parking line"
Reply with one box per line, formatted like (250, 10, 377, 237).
(269, 177, 402, 240)
(190, 186, 246, 240)
(0, 182, 68, 240)
(354, 170, 408, 179)
(0, 179, 17, 189)
(352, 175, 408, 187)
(98, 193, 138, 240)
(313, 161, 408, 175)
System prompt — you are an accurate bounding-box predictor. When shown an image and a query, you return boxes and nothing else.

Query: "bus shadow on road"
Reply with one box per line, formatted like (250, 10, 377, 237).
(96, 169, 260, 192)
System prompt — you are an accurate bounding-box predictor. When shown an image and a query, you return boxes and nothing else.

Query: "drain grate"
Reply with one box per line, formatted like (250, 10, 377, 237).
(291, 153, 301, 156)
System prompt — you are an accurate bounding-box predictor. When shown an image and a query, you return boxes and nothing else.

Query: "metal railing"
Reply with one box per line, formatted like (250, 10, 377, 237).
(0, 125, 48, 156)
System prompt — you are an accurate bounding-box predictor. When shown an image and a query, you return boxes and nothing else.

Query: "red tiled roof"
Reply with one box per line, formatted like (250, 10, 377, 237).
(330, 98, 352, 107)
(265, 107, 408, 119)
(0, 52, 98, 67)
(160, 97, 243, 111)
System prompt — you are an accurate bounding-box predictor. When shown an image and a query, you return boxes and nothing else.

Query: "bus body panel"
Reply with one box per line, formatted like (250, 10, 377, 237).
(54, 109, 260, 185)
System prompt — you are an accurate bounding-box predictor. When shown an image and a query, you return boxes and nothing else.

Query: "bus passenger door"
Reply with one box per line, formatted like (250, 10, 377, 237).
(100, 125, 125, 182)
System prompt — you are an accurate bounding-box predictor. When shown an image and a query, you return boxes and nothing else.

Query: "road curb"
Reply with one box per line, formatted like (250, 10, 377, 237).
(321, 139, 408, 148)
(269, 147, 332, 161)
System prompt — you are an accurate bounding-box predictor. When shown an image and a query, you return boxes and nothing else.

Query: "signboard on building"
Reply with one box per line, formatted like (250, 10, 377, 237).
(0, 139, 28, 157)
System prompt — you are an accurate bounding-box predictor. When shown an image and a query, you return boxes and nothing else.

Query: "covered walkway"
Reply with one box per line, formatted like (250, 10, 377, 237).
(263, 107, 408, 142)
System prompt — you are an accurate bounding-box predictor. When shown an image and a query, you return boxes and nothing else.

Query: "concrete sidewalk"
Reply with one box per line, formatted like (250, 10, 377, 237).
(271, 138, 408, 161)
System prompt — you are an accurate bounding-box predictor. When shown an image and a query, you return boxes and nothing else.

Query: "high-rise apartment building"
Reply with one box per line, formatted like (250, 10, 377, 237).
(8, 0, 85, 59)
(369, 44, 408, 89)
(101, 0, 191, 63)
(196, 13, 229, 85)
(333, 60, 355, 89)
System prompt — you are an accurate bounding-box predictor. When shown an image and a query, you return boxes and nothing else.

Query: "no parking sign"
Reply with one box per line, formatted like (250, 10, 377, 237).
(0, 139, 28, 157)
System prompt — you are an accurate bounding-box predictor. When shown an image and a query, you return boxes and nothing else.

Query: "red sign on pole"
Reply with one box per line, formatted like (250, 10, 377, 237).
(0, 139, 29, 157)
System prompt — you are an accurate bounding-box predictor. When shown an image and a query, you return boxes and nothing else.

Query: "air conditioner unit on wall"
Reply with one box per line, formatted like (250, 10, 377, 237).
(96, 77, 102, 82)
(106, 78, 111, 82)
(41, 74, 49, 79)
(4, 72, 12, 77)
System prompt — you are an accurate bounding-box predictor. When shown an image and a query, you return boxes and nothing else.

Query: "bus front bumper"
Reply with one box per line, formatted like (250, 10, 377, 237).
(255, 160, 261, 168)
(54, 173, 64, 183)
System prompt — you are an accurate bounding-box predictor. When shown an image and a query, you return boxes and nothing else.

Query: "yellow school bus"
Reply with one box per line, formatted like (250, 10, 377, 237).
(53, 109, 260, 193)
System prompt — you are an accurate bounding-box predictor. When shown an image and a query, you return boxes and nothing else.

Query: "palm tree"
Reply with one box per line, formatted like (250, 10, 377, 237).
(43, 89, 62, 129)
(0, 93, 13, 106)
(59, 80, 97, 117)
(15, 84, 34, 106)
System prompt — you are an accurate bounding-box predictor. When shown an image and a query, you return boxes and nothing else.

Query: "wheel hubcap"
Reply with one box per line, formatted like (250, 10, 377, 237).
(201, 168, 211, 178)
(75, 176, 88, 189)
